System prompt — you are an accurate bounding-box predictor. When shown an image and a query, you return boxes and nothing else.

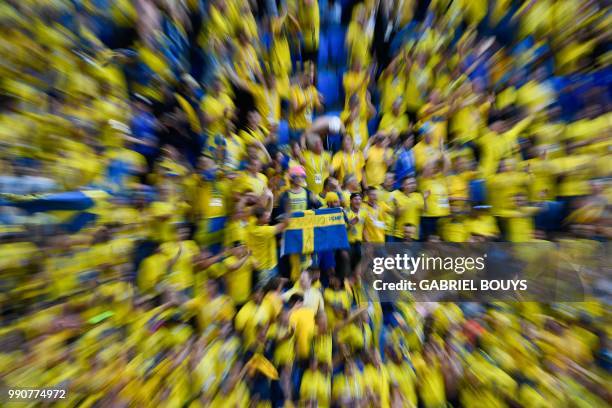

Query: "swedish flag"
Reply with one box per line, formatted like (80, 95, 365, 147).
(2, 190, 109, 233)
(281, 208, 349, 256)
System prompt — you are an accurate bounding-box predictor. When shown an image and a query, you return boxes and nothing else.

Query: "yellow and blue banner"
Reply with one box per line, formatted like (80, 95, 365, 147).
(1, 190, 109, 233)
(281, 208, 349, 255)
(196, 215, 228, 254)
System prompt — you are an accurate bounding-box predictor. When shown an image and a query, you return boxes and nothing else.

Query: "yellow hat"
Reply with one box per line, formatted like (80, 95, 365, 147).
(325, 192, 339, 205)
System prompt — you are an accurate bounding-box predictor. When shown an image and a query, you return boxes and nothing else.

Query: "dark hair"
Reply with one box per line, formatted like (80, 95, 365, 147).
(487, 110, 502, 126)
(253, 206, 267, 219)
(399, 131, 413, 144)
(288, 294, 304, 306)
(264, 277, 282, 292)
(350, 192, 363, 200)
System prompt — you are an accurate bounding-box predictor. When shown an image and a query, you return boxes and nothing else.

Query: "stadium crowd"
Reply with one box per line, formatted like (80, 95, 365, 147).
(0, 0, 611, 407)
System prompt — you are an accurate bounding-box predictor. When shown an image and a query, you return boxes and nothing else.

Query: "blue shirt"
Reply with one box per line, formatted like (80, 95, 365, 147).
(393, 148, 415, 189)
(130, 110, 158, 156)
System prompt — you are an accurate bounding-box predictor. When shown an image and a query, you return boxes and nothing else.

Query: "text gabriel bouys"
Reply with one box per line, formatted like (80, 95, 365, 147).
(373, 280, 528, 291)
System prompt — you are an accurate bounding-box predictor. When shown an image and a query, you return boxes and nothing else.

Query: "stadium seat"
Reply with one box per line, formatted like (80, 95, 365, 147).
(368, 116, 380, 136)
(317, 32, 329, 68)
(469, 179, 487, 204)
(317, 69, 341, 110)
(278, 119, 290, 146)
(328, 25, 346, 67)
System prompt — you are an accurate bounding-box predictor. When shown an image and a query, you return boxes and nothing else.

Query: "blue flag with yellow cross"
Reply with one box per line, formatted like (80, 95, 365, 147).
(1, 190, 109, 233)
(281, 208, 349, 255)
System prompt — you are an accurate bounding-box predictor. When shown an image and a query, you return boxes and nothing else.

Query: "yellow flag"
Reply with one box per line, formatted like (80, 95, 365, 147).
(247, 353, 279, 380)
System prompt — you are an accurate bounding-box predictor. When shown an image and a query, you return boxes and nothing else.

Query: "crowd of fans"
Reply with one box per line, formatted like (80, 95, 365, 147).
(0, 0, 611, 406)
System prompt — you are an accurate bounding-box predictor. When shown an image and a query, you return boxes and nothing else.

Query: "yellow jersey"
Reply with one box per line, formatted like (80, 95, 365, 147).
(332, 150, 365, 184)
(303, 150, 331, 195)
(392, 191, 424, 238)
(364, 204, 387, 243)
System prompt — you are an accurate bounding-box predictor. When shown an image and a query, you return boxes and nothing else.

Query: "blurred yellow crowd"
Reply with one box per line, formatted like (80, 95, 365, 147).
(0, 0, 611, 407)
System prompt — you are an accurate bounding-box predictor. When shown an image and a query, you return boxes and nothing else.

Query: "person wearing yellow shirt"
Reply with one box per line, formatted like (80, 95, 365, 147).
(342, 60, 369, 114)
(340, 173, 361, 204)
(417, 90, 449, 145)
(521, 147, 556, 202)
(175, 77, 204, 136)
(204, 0, 237, 44)
(238, 110, 269, 146)
(378, 172, 397, 242)
(332, 359, 366, 406)
(235, 287, 273, 351)
(379, 98, 410, 136)
(277, 165, 322, 280)
(246, 206, 290, 283)
(413, 349, 447, 408)
(312, 177, 340, 208)
(554, 143, 595, 219)
(159, 225, 200, 296)
(269, 15, 296, 97)
(392, 176, 425, 241)
(345, 192, 367, 270)
(345, 5, 372, 66)
(486, 158, 531, 236)
(233, 32, 261, 83)
(221, 243, 255, 307)
(362, 350, 391, 408)
(363, 188, 388, 243)
(478, 115, 532, 177)
(413, 128, 442, 173)
(496, 84, 517, 112)
(516, 76, 554, 116)
(364, 134, 393, 188)
(299, 358, 330, 407)
(194, 156, 230, 250)
(447, 155, 478, 202)
(342, 95, 374, 151)
(222, 126, 247, 171)
(332, 135, 365, 185)
(405, 56, 428, 116)
(300, 269, 325, 317)
(439, 201, 471, 242)
(296, 0, 320, 64)
(487, 157, 529, 212)
(419, 155, 450, 240)
(505, 192, 542, 242)
(271, 310, 296, 400)
(137, 245, 169, 294)
(379, 58, 408, 115)
(146, 183, 190, 243)
(288, 72, 321, 142)
(249, 73, 281, 130)
(514, 0, 553, 40)
(297, 133, 332, 195)
(385, 347, 417, 407)
(201, 76, 234, 142)
(323, 274, 352, 330)
(235, 156, 273, 212)
(278, 165, 321, 214)
(563, 110, 611, 155)
(286, 293, 318, 362)
(465, 205, 500, 240)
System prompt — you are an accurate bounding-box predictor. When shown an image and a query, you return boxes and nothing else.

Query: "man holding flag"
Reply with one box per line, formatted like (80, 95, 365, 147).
(247, 206, 290, 285)
(278, 165, 321, 281)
